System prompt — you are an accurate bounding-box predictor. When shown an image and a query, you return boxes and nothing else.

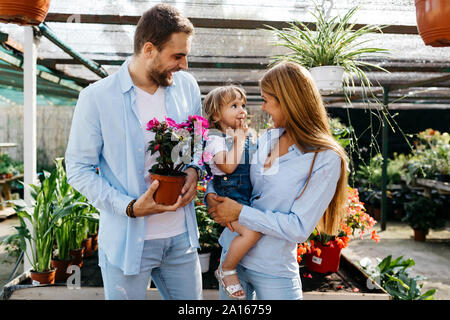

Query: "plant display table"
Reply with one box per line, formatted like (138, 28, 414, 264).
(2, 249, 391, 300)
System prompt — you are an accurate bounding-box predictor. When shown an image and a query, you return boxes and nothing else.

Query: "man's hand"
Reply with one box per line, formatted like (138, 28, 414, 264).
(133, 180, 183, 217)
(179, 167, 198, 207)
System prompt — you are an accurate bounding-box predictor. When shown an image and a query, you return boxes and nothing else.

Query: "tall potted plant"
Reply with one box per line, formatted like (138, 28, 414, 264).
(267, 5, 389, 93)
(145, 115, 211, 205)
(10, 170, 79, 285)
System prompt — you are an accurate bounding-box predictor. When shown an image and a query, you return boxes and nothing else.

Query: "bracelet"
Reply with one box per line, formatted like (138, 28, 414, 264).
(126, 199, 137, 218)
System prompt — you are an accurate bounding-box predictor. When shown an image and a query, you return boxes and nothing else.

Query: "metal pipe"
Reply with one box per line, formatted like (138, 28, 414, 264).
(381, 86, 390, 231)
(35, 23, 108, 79)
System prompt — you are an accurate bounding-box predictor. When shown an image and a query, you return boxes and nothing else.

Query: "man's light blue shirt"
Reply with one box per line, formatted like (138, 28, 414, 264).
(65, 59, 202, 275)
(207, 128, 342, 278)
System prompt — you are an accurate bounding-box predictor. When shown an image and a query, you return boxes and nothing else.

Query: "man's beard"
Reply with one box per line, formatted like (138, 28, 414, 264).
(147, 67, 177, 87)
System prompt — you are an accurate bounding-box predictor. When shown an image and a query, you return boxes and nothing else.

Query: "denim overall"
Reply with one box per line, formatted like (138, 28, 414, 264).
(205, 133, 253, 206)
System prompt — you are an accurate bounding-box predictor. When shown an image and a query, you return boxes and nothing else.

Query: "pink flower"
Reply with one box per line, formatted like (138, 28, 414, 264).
(189, 115, 209, 129)
(198, 151, 213, 166)
(146, 118, 160, 130)
(165, 116, 179, 128)
(154, 144, 160, 151)
(194, 121, 209, 140)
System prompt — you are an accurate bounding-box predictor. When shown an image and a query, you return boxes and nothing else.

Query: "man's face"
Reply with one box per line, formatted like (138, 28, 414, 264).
(145, 32, 191, 87)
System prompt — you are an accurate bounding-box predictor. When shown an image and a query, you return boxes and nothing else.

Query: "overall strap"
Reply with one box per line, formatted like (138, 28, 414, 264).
(296, 152, 318, 200)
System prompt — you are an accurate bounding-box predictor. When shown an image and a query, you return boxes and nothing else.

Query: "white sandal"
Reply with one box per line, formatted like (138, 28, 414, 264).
(214, 266, 246, 300)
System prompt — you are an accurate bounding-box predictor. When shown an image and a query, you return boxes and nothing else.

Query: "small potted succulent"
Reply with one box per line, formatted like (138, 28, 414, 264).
(145, 115, 212, 205)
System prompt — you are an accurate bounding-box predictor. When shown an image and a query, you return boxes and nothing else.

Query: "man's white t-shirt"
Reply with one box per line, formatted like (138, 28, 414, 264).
(135, 85, 187, 240)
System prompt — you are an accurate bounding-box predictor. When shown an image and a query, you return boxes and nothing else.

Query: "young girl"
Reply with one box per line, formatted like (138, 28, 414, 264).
(203, 86, 260, 300)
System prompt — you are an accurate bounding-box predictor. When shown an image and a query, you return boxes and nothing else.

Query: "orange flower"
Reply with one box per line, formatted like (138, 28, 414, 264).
(314, 247, 322, 257)
(371, 230, 380, 243)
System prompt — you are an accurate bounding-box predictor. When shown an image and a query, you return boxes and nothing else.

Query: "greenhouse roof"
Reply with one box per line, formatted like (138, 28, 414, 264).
(0, 0, 449, 108)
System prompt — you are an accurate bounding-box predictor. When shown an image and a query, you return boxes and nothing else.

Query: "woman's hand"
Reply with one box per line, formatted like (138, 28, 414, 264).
(208, 195, 243, 225)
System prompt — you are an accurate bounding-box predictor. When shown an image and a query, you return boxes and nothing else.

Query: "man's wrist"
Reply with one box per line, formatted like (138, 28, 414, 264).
(186, 165, 202, 180)
(126, 199, 137, 218)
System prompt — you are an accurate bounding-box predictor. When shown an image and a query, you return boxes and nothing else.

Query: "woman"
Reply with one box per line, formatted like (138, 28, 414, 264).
(206, 61, 348, 300)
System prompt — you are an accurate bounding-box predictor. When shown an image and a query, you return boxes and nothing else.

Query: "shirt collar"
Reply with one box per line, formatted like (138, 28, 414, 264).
(270, 127, 303, 155)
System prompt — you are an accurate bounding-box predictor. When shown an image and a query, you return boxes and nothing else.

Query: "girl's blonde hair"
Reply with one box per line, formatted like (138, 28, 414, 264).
(260, 61, 348, 235)
(203, 85, 247, 130)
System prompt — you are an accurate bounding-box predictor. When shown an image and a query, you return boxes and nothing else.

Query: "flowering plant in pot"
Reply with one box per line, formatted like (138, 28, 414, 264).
(267, 4, 389, 93)
(298, 187, 380, 273)
(145, 115, 212, 205)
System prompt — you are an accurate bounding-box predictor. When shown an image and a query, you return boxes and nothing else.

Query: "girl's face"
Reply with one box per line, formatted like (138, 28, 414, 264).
(214, 97, 247, 131)
(261, 90, 285, 128)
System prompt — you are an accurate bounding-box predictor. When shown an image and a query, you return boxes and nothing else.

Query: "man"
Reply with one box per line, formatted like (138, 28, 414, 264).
(65, 4, 203, 300)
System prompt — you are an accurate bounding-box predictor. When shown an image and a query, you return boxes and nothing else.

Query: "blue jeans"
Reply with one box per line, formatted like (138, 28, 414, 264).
(99, 232, 202, 300)
(218, 250, 303, 300)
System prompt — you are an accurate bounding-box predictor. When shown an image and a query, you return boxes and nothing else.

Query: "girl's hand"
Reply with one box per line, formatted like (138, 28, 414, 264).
(208, 195, 243, 225)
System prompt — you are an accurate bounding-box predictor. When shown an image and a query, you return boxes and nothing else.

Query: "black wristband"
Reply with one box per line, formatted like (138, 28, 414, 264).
(126, 199, 137, 218)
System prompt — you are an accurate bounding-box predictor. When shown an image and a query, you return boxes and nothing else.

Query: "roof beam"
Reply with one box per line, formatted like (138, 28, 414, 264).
(44, 13, 419, 35)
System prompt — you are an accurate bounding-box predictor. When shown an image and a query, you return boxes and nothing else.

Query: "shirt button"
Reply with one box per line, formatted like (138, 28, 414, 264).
(138, 148, 142, 152)
(138, 238, 142, 243)
(138, 170, 143, 174)
(223, 177, 228, 181)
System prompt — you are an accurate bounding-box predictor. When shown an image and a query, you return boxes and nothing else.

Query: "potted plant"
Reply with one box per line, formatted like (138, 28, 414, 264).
(145, 115, 211, 205)
(415, 0, 450, 47)
(267, 4, 389, 93)
(402, 190, 446, 241)
(300, 187, 380, 273)
(0, 154, 16, 180)
(194, 177, 222, 273)
(9, 169, 80, 285)
(0, 0, 51, 26)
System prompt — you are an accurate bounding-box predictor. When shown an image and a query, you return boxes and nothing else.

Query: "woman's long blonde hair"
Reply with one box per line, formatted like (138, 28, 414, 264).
(260, 61, 348, 235)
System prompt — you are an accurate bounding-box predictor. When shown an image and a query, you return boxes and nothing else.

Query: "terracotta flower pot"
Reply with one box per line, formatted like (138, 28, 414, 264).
(69, 247, 85, 268)
(0, 0, 51, 26)
(413, 228, 428, 242)
(51, 259, 72, 282)
(82, 237, 93, 258)
(30, 269, 56, 285)
(415, 0, 450, 47)
(150, 172, 187, 205)
(305, 242, 342, 274)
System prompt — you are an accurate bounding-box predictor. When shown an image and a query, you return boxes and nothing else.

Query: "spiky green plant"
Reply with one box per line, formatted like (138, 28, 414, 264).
(266, 5, 389, 89)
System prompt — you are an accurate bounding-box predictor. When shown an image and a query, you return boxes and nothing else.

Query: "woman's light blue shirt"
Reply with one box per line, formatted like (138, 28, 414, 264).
(65, 59, 202, 275)
(208, 128, 342, 278)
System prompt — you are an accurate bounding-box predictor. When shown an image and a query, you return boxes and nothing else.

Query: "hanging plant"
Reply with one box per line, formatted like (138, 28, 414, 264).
(266, 4, 389, 93)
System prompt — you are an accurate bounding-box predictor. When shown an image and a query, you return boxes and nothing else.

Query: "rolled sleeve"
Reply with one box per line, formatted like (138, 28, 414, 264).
(239, 152, 342, 243)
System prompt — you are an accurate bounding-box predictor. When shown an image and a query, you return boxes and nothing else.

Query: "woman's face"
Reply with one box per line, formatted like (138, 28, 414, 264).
(261, 90, 285, 128)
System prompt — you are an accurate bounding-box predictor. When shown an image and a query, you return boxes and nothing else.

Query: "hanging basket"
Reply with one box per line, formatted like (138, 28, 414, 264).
(0, 0, 51, 26)
(415, 0, 450, 47)
(309, 66, 344, 94)
(305, 242, 342, 274)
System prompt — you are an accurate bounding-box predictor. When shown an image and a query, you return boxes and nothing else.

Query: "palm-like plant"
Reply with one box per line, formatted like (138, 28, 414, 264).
(266, 5, 389, 89)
